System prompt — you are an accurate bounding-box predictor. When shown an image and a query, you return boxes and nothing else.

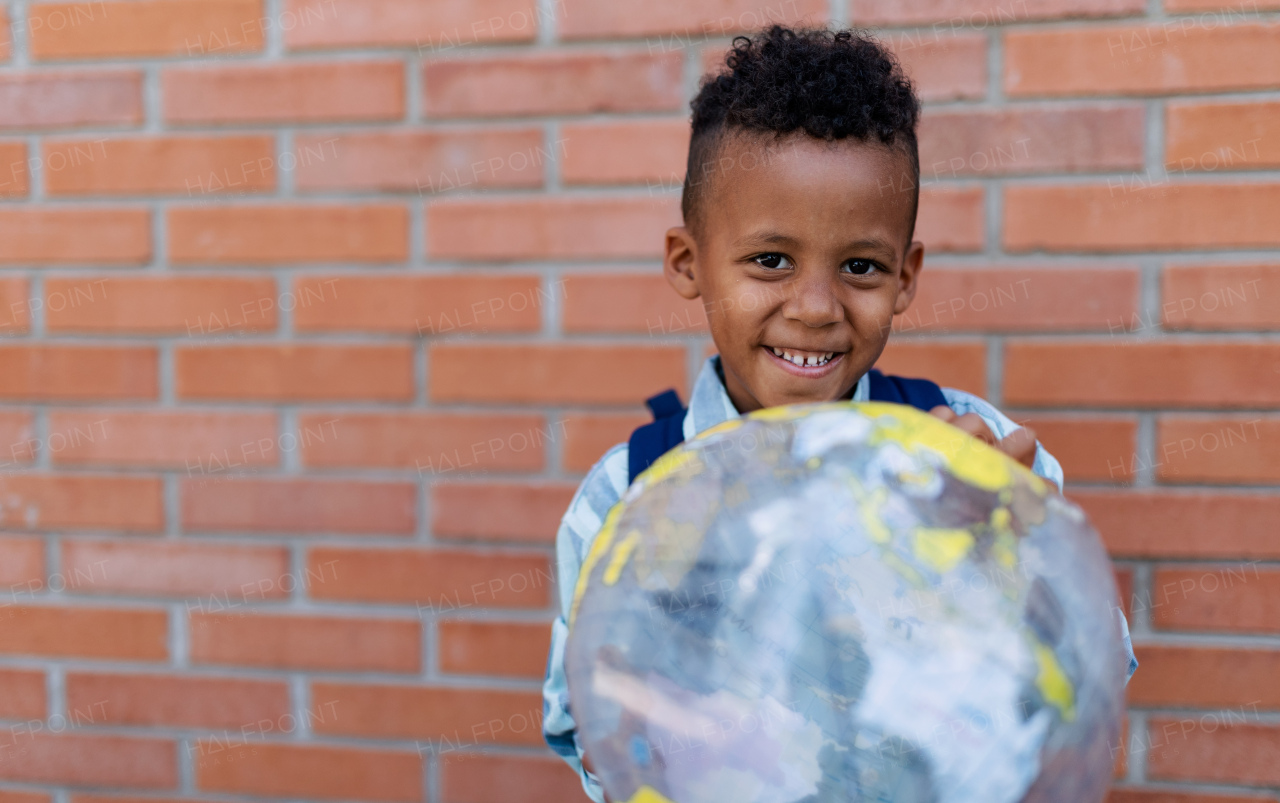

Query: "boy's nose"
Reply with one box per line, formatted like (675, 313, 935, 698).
(781, 275, 844, 328)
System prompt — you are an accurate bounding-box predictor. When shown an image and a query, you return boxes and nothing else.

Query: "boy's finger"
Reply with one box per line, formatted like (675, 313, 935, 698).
(998, 426, 1039, 469)
(929, 407, 997, 445)
(950, 412, 998, 446)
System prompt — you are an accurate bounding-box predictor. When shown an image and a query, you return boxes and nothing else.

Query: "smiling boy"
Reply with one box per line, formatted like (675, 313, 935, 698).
(542, 26, 1136, 801)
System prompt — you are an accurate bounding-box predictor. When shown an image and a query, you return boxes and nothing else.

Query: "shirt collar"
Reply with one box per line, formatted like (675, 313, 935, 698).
(682, 355, 870, 440)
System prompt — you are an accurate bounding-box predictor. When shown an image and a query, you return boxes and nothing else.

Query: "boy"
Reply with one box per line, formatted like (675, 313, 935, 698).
(543, 26, 1136, 801)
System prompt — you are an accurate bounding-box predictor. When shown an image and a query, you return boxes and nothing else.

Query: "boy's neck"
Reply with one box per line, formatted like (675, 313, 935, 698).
(713, 355, 863, 413)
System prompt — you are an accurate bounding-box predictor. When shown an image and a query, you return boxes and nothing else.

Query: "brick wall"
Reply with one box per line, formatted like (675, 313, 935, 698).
(0, 0, 1274, 801)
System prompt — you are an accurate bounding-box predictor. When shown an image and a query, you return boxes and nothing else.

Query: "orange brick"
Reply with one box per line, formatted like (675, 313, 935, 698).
(1146, 721, 1280, 786)
(1165, 0, 1280, 8)
(0, 411, 37, 465)
(1005, 342, 1280, 408)
(561, 272, 707, 334)
(1005, 23, 1280, 97)
(164, 61, 404, 125)
(432, 482, 575, 544)
(0, 534, 45, 587)
(0, 668, 46, 720)
(915, 187, 984, 252)
(429, 344, 686, 405)
(66, 672, 289, 728)
(176, 345, 414, 402)
(190, 612, 419, 672)
(0, 345, 106, 399)
(194, 742, 420, 802)
(1114, 566, 1134, 622)
(560, 119, 689, 186)
(0, 733, 174, 787)
(0, 475, 162, 532)
(44, 276, 278, 335)
(1073, 491, 1280, 560)
(0, 277, 31, 332)
(700, 43, 732, 75)
(182, 478, 416, 535)
(48, 410, 276, 468)
(0, 606, 167, 660)
(1167, 101, 1280, 172)
(0, 794, 52, 803)
(0, 209, 149, 265)
(1156, 416, 1280, 484)
(1152, 565, 1280, 634)
(899, 266, 1140, 333)
(44, 135, 274, 196)
(0, 71, 142, 130)
(1012, 416, 1139, 483)
(1129, 646, 1280, 709)
(73, 797, 228, 803)
(891, 33, 987, 102)
(874, 340, 987, 397)
(852, 0, 1144, 24)
(919, 106, 1145, 177)
(306, 547, 551, 609)
(438, 620, 550, 679)
(284, 0, 537, 49)
(561, 0, 823, 38)
(169, 205, 407, 265)
(295, 128, 544, 193)
(310, 682, 542, 745)
(1162, 264, 1280, 330)
(423, 50, 683, 117)
(562, 413, 648, 473)
(427, 196, 681, 261)
(299, 413, 546, 472)
(292, 274, 542, 334)
(1006, 183, 1280, 252)
(29, 0, 262, 60)
(0, 141, 29, 197)
(61, 539, 290, 598)
(440, 754, 583, 803)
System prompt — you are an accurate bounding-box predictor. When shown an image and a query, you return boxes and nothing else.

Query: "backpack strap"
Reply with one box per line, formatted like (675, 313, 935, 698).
(627, 389, 687, 484)
(867, 369, 950, 413)
(626, 375, 947, 484)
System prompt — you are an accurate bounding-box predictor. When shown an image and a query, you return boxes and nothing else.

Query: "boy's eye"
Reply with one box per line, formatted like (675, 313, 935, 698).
(843, 259, 880, 276)
(754, 253, 793, 270)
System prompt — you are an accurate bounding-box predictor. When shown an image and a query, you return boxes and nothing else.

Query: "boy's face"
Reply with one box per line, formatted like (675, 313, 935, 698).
(664, 133, 924, 412)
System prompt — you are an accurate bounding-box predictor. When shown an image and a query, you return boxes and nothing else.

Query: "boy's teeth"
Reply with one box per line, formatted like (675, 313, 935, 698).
(769, 347, 835, 368)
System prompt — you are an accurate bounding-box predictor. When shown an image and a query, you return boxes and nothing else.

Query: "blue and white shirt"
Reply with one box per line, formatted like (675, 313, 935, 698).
(542, 356, 1138, 802)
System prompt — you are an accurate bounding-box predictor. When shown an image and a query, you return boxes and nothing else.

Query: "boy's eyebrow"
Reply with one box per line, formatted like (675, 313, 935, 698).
(736, 231, 801, 247)
(737, 231, 899, 258)
(841, 237, 899, 257)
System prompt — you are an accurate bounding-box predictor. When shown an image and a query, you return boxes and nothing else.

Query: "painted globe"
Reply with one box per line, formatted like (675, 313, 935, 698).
(565, 402, 1125, 803)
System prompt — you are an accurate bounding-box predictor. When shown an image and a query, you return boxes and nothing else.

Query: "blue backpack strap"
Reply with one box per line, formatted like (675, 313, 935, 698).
(867, 369, 950, 413)
(626, 376, 944, 484)
(628, 389, 687, 484)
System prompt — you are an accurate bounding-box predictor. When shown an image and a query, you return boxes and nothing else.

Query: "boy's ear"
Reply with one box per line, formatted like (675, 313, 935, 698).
(664, 226, 701, 300)
(893, 240, 925, 315)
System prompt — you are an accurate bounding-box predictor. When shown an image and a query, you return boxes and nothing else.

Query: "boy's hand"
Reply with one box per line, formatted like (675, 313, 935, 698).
(928, 406, 1059, 491)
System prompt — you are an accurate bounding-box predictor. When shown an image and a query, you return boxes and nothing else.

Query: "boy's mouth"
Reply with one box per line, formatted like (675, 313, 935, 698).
(764, 345, 845, 375)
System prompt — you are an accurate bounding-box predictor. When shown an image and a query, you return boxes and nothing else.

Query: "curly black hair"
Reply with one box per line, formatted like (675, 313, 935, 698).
(684, 26, 921, 238)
